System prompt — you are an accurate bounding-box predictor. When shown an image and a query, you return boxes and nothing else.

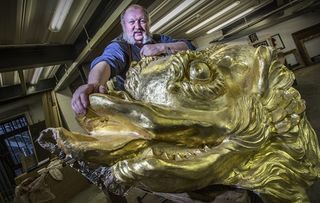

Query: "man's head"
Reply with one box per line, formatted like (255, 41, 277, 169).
(121, 4, 152, 45)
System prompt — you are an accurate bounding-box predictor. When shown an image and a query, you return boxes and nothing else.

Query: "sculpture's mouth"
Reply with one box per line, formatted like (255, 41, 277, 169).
(89, 121, 220, 162)
(63, 92, 229, 165)
(76, 113, 151, 153)
(136, 142, 222, 162)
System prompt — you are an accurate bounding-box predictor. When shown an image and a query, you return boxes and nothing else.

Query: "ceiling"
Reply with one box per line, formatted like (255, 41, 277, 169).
(0, 0, 319, 104)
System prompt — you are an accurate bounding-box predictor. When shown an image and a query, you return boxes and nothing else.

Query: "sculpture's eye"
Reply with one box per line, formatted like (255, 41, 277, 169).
(189, 60, 211, 81)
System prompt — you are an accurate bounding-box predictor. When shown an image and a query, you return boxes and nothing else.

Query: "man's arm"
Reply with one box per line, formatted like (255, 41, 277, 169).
(87, 61, 111, 86)
(71, 61, 111, 114)
(140, 41, 190, 57)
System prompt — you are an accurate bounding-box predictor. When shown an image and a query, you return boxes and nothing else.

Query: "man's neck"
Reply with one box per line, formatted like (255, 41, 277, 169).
(135, 42, 143, 48)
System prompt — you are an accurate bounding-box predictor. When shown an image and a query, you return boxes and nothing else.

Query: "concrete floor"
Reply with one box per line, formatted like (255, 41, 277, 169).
(67, 63, 320, 203)
(294, 63, 320, 203)
(68, 185, 109, 203)
(67, 185, 170, 203)
(294, 63, 320, 137)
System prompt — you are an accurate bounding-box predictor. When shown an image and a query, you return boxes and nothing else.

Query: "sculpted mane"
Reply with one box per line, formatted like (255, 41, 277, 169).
(213, 47, 319, 201)
(38, 45, 320, 202)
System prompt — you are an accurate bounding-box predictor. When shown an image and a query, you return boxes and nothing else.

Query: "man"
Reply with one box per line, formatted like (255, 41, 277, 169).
(71, 4, 195, 114)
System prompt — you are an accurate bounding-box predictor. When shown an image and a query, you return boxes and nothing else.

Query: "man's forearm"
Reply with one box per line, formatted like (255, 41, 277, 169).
(140, 41, 193, 57)
(165, 41, 190, 53)
(88, 61, 111, 89)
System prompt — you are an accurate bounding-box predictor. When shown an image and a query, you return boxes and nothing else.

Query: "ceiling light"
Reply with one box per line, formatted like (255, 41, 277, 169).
(150, 0, 196, 33)
(207, 7, 254, 34)
(0, 73, 3, 87)
(186, 1, 240, 34)
(47, 65, 60, 78)
(30, 67, 43, 85)
(49, 0, 74, 32)
(14, 71, 20, 85)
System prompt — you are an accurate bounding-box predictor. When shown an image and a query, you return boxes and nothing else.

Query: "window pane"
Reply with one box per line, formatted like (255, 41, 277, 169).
(4, 123, 12, 133)
(12, 120, 19, 130)
(21, 117, 28, 126)
(5, 138, 20, 165)
(1, 115, 36, 177)
(16, 133, 33, 156)
(0, 125, 4, 135)
(16, 119, 22, 128)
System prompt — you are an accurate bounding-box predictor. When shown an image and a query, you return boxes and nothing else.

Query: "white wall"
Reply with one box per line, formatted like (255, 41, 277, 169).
(0, 88, 85, 133)
(193, 30, 223, 49)
(193, 12, 320, 50)
(0, 94, 44, 124)
(252, 12, 320, 53)
(55, 88, 86, 133)
(304, 37, 320, 58)
(28, 98, 45, 123)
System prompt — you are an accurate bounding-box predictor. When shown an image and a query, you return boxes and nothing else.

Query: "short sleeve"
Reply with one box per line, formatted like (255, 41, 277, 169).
(90, 42, 129, 78)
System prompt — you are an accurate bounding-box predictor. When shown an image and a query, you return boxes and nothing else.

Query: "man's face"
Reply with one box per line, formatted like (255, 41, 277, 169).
(122, 7, 150, 45)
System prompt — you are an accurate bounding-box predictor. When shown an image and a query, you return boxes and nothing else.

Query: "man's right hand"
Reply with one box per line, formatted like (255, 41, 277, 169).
(71, 83, 106, 115)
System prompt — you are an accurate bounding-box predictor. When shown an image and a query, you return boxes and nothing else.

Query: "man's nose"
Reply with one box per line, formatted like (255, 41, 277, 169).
(134, 21, 142, 28)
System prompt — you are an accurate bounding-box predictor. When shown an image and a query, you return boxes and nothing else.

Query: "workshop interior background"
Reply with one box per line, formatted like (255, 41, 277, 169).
(0, 0, 319, 202)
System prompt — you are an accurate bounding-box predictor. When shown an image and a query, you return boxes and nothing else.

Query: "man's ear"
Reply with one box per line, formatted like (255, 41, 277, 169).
(251, 46, 273, 96)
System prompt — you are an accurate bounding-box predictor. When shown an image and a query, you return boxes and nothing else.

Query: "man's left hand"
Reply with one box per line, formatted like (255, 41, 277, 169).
(140, 44, 166, 57)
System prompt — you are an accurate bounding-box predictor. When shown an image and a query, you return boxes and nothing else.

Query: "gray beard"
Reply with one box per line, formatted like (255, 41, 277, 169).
(123, 32, 152, 45)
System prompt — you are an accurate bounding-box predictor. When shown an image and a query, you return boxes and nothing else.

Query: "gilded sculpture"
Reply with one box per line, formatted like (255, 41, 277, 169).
(38, 45, 320, 202)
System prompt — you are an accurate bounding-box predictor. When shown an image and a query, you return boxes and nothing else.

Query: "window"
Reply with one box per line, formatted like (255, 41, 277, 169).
(0, 115, 37, 202)
(0, 115, 36, 176)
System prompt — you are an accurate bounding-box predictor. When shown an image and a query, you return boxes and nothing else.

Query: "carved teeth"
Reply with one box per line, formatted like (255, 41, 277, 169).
(162, 152, 170, 160)
(174, 154, 183, 161)
(194, 149, 202, 155)
(152, 149, 162, 156)
(186, 152, 193, 158)
(141, 149, 153, 157)
(152, 147, 208, 161)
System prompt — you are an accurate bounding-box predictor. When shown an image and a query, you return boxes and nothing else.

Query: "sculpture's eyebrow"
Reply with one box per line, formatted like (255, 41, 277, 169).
(170, 55, 186, 81)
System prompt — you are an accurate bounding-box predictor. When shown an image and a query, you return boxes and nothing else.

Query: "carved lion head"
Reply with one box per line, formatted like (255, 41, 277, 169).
(39, 45, 320, 202)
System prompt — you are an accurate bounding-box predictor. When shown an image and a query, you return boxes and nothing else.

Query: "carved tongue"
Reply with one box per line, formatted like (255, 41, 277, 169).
(88, 119, 151, 150)
(77, 112, 153, 151)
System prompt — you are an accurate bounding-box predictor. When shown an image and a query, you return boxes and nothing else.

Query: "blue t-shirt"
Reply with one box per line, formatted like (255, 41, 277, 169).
(90, 34, 195, 90)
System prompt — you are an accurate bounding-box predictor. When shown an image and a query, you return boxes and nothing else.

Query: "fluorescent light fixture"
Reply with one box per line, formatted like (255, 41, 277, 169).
(150, 0, 196, 33)
(49, 0, 74, 32)
(31, 67, 43, 85)
(46, 65, 60, 78)
(0, 73, 3, 86)
(186, 1, 240, 34)
(207, 7, 254, 34)
(14, 71, 20, 85)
